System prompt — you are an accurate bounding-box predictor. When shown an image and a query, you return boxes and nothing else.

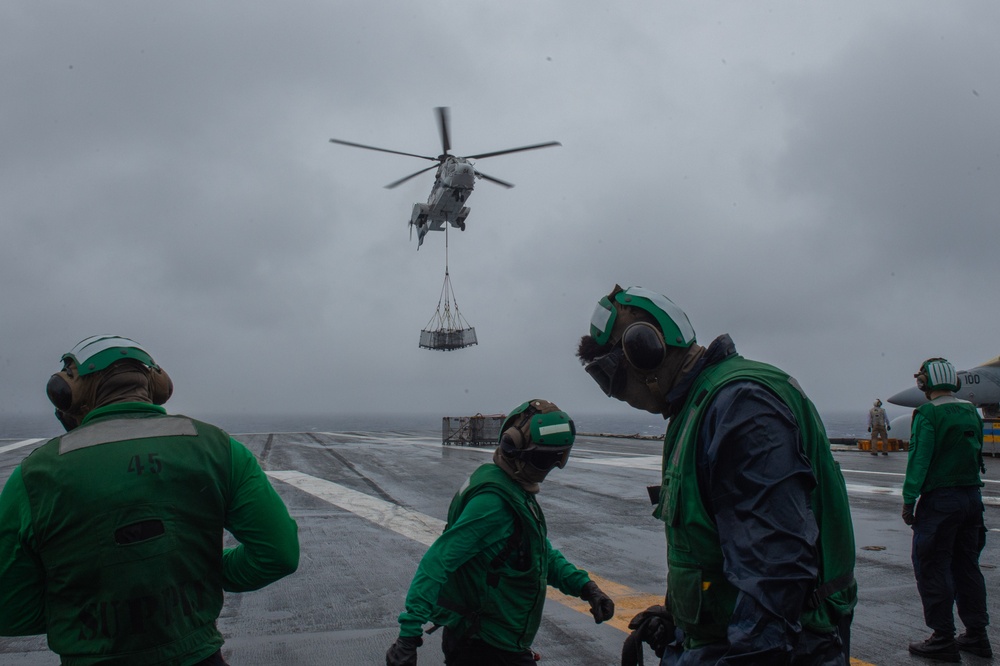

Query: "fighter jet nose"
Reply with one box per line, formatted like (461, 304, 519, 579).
(889, 414, 912, 441)
(888, 386, 927, 408)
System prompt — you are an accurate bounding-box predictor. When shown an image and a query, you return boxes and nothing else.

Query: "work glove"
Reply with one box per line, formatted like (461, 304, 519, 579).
(902, 503, 915, 526)
(581, 580, 615, 623)
(867, 427, 872, 433)
(386, 635, 422, 666)
(888, 425, 892, 431)
(621, 604, 677, 665)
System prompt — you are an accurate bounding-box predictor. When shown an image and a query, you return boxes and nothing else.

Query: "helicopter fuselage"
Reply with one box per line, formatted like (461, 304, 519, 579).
(409, 157, 475, 248)
(329, 107, 559, 249)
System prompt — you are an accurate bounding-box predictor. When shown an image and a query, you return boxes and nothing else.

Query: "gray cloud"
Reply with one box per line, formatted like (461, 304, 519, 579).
(2, 2, 997, 429)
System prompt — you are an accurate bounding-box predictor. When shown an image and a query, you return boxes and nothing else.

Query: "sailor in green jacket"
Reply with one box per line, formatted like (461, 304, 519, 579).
(0, 335, 300, 666)
(578, 285, 857, 665)
(902, 358, 991, 661)
(385, 399, 615, 666)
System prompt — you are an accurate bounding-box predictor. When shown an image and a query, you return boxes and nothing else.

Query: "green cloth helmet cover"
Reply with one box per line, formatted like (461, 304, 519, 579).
(590, 286, 696, 348)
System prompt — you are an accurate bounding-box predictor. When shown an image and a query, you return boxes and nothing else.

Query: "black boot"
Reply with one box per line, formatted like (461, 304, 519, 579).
(956, 629, 993, 658)
(909, 632, 960, 662)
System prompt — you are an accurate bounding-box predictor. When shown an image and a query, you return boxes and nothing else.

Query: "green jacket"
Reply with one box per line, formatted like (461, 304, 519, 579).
(656, 355, 857, 647)
(0, 403, 299, 665)
(398, 463, 590, 651)
(903, 396, 984, 504)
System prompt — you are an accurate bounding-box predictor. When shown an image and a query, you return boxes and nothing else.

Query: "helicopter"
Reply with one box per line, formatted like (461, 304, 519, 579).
(329, 107, 560, 248)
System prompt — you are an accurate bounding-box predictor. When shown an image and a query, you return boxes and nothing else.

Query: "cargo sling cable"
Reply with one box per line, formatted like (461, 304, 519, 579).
(419, 222, 477, 351)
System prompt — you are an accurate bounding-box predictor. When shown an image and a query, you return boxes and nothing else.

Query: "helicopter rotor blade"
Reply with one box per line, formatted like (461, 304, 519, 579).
(436, 107, 451, 155)
(475, 171, 515, 189)
(464, 141, 561, 161)
(329, 138, 439, 162)
(385, 164, 440, 189)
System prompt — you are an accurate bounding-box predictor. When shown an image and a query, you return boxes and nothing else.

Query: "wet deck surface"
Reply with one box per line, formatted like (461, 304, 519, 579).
(2, 431, 999, 665)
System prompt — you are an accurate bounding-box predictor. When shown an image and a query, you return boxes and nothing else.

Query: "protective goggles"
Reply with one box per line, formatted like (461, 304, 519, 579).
(584, 322, 667, 396)
(500, 436, 573, 473)
(585, 347, 627, 397)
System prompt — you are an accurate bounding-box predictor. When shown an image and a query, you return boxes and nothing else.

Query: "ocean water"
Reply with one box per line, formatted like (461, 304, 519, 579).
(0, 409, 869, 440)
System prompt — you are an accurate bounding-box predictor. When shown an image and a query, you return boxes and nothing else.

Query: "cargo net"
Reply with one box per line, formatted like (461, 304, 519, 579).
(442, 414, 504, 446)
(420, 269, 477, 351)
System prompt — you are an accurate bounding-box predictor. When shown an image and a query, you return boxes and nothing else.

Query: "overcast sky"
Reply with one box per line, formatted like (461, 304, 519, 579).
(2, 2, 997, 428)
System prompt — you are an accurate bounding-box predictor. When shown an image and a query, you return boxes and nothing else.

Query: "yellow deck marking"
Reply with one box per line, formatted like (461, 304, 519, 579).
(547, 574, 664, 635)
(268, 471, 877, 666)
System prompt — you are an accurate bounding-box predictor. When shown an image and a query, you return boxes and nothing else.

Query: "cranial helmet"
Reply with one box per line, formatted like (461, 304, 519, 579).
(496, 399, 575, 491)
(874, 399, 882, 408)
(915, 357, 961, 393)
(581, 285, 696, 399)
(589, 286, 696, 349)
(46, 335, 173, 431)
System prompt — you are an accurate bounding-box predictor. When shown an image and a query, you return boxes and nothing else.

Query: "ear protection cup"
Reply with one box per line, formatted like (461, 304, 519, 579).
(500, 427, 525, 456)
(621, 322, 667, 371)
(149, 366, 173, 405)
(46, 372, 74, 412)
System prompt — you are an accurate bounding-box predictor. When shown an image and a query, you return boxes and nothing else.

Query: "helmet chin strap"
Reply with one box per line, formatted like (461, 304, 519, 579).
(639, 343, 707, 417)
(644, 375, 667, 414)
(493, 449, 543, 494)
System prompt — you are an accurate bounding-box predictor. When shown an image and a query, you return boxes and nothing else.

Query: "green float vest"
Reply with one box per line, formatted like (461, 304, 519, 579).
(911, 398, 984, 495)
(19, 407, 232, 665)
(654, 355, 857, 648)
(433, 464, 548, 651)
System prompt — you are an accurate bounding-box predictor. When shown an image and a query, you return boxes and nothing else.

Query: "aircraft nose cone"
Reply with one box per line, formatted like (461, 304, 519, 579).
(888, 386, 926, 408)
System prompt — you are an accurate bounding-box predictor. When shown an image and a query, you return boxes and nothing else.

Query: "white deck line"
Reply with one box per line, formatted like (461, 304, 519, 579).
(266, 470, 445, 546)
(0, 438, 45, 455)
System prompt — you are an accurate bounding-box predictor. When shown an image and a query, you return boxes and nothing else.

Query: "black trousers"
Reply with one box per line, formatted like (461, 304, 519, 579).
(911, 486, 990, 635)
(442, 627, 536, 666)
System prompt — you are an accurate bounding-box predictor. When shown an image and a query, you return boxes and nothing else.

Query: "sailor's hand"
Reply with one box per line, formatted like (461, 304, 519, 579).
(386, 635, 421, 666)
(888, 425, 892, 431)
(581, 580, 615, 623)
(902, 503, 915, 526)
(868, 427, 872, 433)
(627, 604, 677, 658)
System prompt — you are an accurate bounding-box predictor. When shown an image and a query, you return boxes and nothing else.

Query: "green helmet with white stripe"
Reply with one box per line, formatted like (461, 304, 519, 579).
(589, 285, 696, 348)
(497, 399, 575, 489)
(916, 358, 962, 393)
(61, 335, 160, 376)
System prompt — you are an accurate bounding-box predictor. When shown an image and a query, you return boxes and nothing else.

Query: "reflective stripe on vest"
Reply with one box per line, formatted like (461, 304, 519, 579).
(60, 417, 198, 454)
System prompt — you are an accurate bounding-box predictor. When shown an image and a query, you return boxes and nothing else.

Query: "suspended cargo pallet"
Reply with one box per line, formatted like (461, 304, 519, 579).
(442, 413, 504, 446)
(419, 269, 477, 351)
(420, 327, 477, 351)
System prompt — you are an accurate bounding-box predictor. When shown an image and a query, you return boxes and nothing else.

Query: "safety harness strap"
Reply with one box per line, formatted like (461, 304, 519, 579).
(807, 571, 856, 610)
